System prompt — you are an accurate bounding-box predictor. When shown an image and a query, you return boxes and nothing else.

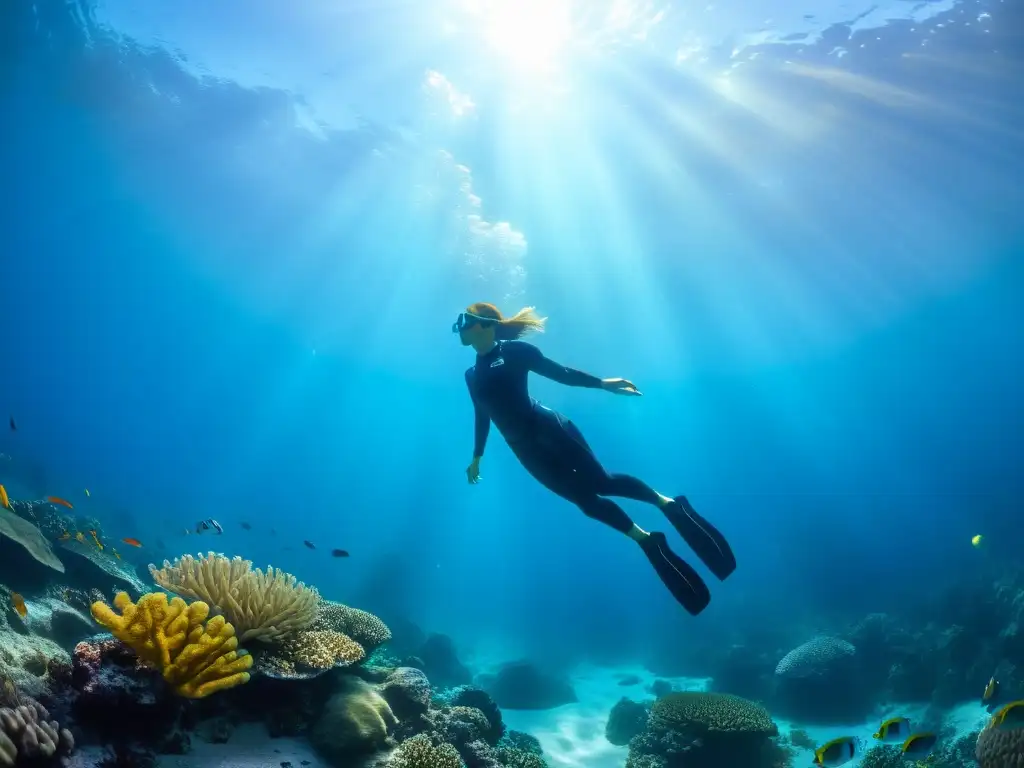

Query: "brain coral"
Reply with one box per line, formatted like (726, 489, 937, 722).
(774, 637, 856, 677)
(976, 718, 1024, 768)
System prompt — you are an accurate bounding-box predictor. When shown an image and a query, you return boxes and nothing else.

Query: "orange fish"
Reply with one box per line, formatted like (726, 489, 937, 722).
(46, 496, 73, 509)
(10, 593, 26, 618)
(0, 485, 8, 509)
(121, 537, 142, 548)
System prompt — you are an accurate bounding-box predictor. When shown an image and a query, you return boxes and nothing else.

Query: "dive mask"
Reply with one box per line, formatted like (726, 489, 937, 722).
(452, 311, 495, 333)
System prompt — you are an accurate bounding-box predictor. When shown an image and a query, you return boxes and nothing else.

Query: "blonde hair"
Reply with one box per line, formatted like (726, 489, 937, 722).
(467, 302, 547, 341)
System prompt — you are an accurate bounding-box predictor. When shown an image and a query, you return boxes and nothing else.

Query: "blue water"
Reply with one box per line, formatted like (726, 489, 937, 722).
(1, 0, 1022, 674)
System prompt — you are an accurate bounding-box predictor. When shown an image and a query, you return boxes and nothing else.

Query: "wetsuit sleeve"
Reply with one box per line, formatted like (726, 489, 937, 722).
(518, 342, 604, 389)
(465, 370, 491, 458)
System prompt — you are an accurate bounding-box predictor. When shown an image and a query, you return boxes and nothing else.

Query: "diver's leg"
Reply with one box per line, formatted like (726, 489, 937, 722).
(514, 434, 712, 615)
(560, 417, 736, 581)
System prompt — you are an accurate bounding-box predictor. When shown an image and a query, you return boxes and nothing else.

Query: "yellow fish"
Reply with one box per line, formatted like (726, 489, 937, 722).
(991, 701, 1024, 730)
(0, 485, 9, 509)
(873, 717, 911, 743)
(84, 489, 90, 497)
(10, 593, 27, 618)
(972, 534, 983, 547)
(813, 736, 858, 767)
(901, 732, 937, 758)
(58, 532, 71, 541)
(112, 549, 121, 560)
(75, 532, 85, 543)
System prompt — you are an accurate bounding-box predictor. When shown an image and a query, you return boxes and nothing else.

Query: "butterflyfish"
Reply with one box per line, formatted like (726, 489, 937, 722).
(873, 716, 911, 743)
(901, 732, 937, 758)
(813, 736, 858, 767)
(0, 485, 8, 509)
(991, 700, 1024, 731)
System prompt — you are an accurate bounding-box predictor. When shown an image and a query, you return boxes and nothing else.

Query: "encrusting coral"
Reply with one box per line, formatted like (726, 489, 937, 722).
(90, 591, 252, 699)
(312, 599, 392, 652)
(149, 553, 319, 642)
(278, 629, 365, 670)
(0, 700, 74, 766)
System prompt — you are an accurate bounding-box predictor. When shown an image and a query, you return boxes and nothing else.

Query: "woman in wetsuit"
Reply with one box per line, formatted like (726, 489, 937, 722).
(455, 302, 736, 615)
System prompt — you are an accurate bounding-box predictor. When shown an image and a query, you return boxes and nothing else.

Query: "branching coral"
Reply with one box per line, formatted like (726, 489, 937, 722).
(91, 591, 252, 699)
(629, 692, 781, 768)
(149, 553, 319, 643)
(650, 692, 778, 736)
(0, 701, 74, 766)
(390, 733, 464, 768)
(312, 599, 391, 651)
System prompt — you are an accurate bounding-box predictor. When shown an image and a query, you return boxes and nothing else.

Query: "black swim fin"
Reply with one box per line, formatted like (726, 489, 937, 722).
(640, 532, 711, 616)
(664, 496, 737, 581)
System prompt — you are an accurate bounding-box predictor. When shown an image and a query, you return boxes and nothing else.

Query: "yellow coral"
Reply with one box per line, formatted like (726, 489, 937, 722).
(91, 591, 253, 699)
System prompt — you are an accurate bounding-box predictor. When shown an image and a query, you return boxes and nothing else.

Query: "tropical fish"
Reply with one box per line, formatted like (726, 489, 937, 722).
(991, 700, 1024, 731)
(240, 521, 252, 530)
(46, 496, 73, 509)
(10, 593, 27, 618)
(121, 537, 142, 547)
(58, 532, 71, 541)
(972, 534, 983, 547)
(84, 489, 90, 497)
(983, 676, 1000, 706)
(0, 485, 9, 510)
(303, 540, 316, 550)
(75, 532, 85, 542)
(331, 549, 350, 558)
(88, 530, 104, 551)
(8, 416, 15, 431)
(195, 519, 223, 534)
(112, 549, 121, 560)
(901, 733, 937, 758)
(873, 717, 911, 743)
(812, 736, 858, 767)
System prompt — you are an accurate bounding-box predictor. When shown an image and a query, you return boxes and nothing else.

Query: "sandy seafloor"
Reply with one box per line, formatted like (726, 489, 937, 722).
(66, 665, 993, 768)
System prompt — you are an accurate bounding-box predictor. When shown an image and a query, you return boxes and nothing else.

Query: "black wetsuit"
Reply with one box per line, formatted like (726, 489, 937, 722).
(466, 340, 662, 533)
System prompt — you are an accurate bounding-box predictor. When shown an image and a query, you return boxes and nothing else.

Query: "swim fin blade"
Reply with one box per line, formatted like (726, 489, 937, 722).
(665, 496, 737, 581)
(640, 532, 711, 616)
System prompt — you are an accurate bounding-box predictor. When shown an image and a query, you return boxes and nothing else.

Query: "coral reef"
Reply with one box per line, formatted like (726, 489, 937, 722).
(0, 700, 74, 767)
(312, 600, 392, 653)
(772, 636, 867, 723)
(606, 697, 650, 746)
(309, 676, 397, 759)
(148, 553, 319, 642)
(0, 506, 65, 573)
(278, 629, 365, 670)
(390, 733, 463, 768)
(380, 667, 432, 720)
(0, 625, 70, 701)
(626, 692, 783, 768)
(90, 591, 252, 698)
(976, 715, 1024, 768)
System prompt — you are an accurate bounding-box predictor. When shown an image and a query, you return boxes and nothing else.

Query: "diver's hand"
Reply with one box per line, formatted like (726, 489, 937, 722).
(466, 457, 482, 484)
(602, 378, 642, 396)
